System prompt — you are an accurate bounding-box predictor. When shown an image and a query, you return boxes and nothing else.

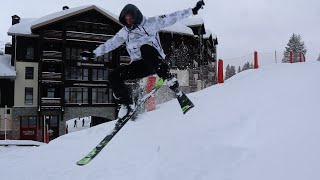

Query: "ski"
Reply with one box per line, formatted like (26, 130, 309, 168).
(76, 79, 164, 166)
(76, 78, 195, 166)
(176, 91, 195, 114)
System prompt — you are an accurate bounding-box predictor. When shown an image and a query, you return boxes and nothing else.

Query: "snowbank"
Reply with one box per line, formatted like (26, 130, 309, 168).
(1, 61, 320, 180)
(0, 140, 45, 146)
(65, 116, 92, 133)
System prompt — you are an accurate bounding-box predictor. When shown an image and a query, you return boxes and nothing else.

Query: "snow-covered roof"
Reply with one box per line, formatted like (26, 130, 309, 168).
(203, 29, 217, 40)
(8, 5, 121, 36)
(0, 55, 16, 78)
(161, 22, 194, 36)
(180, 16, 204, 27)
(8, 18, 37, 36)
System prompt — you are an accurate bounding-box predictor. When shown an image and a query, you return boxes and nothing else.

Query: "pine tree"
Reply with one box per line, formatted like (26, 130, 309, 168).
(249, 63, 254, 69)
(317, 53, 320, 61)
(230, 65, 236, 77)
(282, 33, 307, 63)
(242, 62, 250, 71)
(225, 65, 236, 80)
(225, 64, 231, 80)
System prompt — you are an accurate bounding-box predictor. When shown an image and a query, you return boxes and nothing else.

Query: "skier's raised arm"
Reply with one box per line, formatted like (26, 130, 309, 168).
(93, 28, 128, 57)
(149, 0, 205, 31)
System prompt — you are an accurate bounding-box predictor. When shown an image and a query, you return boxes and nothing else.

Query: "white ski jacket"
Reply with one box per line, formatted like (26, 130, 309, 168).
(93, 8, 193, 62)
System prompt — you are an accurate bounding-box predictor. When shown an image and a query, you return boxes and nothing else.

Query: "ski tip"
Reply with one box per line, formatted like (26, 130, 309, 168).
(182, 104, 195, 114)
(76, 157, 92, 166)
(76, 162, 86, 166)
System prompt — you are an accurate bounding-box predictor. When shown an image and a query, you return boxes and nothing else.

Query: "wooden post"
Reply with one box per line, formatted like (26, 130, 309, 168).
(146, 76, 157, 111)
(218, 59, 224, 83)
(254, 51, 259, 69)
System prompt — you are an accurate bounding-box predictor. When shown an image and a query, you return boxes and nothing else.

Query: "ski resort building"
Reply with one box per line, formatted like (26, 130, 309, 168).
(1, 5, 218, 141)
(0, 52, 16, 140)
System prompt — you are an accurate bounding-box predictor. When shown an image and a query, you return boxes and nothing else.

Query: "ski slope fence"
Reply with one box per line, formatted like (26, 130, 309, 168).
(217, 51, 306, 83)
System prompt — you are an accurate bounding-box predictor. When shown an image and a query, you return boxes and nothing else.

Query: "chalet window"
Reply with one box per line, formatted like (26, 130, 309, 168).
(26, 46, 34, 60)
(49, 116, 58, 128)
(66, 68, 88, 81)
(25, 67, 34, 79)
(65, 87, 88, 104)
(66, 48, 88, 61)
(71, 48, 78, 60)
(20, 116, 37, 128)
(95, 52, 112, 62)
(92, 88, 113, 104)
(92, 69, 108, 81)
(25, 87, 33, 105)
(47, 88, 55, 98)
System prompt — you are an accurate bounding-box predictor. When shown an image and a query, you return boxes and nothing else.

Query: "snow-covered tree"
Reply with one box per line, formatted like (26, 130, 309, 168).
(230, 65, 236, 77)
(225, 64, 230, 80)
(282, 34, 307, 63)
(317, 53, 320, 61)
(242, 62, 250, 71)
(225, 64, 236, 80)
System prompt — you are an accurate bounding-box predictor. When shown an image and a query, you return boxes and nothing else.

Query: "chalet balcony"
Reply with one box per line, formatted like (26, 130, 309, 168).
(43, 30, 63, 40)
(66, 31, 112, 43)
(40, 97, 63, 111)
(41, 72, 62, 84)
(42, 51, 62, 63)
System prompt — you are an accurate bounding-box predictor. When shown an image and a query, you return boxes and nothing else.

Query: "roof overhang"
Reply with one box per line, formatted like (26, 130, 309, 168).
(7, 32, 39, 37)
(31, 5, 122, 30)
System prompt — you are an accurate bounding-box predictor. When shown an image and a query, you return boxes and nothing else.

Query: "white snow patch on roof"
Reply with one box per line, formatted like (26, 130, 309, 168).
(161, 22, 194, 36)
(180, 16, 204, 27)
(203, 29, 217, 40)
(8, 5, 120, 35)
(0, 55, 16, 78)
(8, 18, 36, 35)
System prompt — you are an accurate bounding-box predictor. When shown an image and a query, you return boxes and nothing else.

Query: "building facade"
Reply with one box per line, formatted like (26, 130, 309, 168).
(3, 5, 218, 141)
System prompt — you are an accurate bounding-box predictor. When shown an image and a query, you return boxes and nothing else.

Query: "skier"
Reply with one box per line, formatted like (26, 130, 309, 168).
(81, 1, 205, 119)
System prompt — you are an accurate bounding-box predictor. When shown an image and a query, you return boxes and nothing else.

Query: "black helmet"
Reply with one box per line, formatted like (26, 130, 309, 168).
(119, 4, 143, 29)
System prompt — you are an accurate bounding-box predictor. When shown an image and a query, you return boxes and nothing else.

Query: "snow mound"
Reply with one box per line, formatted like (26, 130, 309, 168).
(1, 61, 320, 180)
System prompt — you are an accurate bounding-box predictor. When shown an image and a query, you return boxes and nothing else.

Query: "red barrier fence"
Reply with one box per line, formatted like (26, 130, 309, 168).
(218, 59, 224, 84)
(146, 76, 157, 111)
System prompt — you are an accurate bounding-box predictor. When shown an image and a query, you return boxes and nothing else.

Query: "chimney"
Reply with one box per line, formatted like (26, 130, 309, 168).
(12, 15, 20, 25)
(63, 6, 69, 10)
(5, 43, 12, 55)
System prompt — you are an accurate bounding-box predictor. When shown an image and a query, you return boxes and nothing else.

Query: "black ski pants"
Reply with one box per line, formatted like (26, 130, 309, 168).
(109, 44, 172, 105)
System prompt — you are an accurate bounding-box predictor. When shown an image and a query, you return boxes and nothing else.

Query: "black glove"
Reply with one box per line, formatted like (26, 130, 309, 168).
(80, 51, 95, 60)
(192, 0, 205, 15)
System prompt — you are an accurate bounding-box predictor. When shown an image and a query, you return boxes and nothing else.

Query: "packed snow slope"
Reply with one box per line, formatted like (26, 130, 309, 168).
(1, 61, 320, 180)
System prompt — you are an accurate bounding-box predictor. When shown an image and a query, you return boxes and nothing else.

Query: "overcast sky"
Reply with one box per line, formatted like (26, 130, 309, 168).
(0, 0, 319, 61)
